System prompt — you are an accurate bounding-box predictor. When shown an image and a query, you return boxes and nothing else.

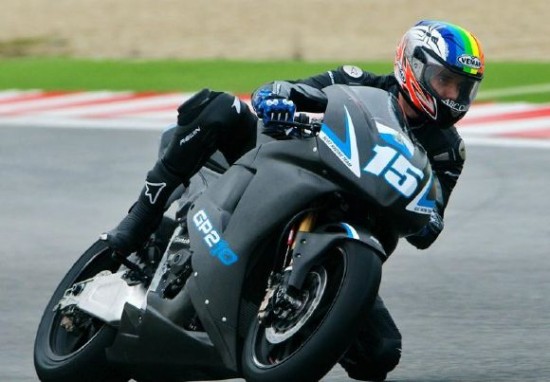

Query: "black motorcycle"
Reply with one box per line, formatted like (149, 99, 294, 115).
(34, 85, 437, 382)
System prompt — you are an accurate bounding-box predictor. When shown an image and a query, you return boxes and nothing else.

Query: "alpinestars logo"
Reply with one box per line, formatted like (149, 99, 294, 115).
(145, 181, 166, 204)
(231, 96, 241, 114)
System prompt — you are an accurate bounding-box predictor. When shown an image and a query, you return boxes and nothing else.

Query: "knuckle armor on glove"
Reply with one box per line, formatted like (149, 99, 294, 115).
(252, 86, 295, 124)
(261, 98, 296, 124)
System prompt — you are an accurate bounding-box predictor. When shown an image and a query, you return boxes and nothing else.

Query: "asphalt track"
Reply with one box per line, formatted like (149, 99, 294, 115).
(1, 125, 549, 382)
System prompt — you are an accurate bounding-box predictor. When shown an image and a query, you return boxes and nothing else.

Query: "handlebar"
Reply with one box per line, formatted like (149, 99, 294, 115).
(263, 113, 322, 139)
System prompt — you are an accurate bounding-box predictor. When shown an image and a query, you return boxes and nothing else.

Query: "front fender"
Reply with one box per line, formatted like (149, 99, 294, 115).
(288, 223, 387, 290)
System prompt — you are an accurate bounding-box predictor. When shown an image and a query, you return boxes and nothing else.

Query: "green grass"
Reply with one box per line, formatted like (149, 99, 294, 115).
(1, 57, 549, 102)
(0, 58, 387, 94)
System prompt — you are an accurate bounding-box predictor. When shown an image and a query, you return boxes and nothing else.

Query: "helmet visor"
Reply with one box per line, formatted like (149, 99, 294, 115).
(419, 55, 481, 115)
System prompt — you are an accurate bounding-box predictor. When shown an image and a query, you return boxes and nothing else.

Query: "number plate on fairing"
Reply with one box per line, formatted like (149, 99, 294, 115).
(317, 86, 436, 220)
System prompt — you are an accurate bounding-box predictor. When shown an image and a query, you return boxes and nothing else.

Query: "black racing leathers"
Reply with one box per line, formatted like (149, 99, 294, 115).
(252, 65, 466, 215)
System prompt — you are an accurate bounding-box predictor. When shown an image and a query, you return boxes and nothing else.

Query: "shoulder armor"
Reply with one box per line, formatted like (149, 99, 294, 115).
(432, 137, 466, 163)
(342, 65, 364, 79)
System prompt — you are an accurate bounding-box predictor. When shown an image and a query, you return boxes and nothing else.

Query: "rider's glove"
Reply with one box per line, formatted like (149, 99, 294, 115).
(252, 88, 295, 125)
(406, 206, 444, 250)
(261, 98, 296, 125)
(252, 88, 273, 116)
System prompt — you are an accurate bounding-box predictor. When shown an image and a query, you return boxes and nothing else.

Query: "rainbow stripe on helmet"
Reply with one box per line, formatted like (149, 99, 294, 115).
(416, 20, 485, 77)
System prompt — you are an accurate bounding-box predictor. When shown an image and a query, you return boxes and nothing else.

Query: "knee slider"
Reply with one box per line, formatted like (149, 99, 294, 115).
(340, 336, 402, 380)
(376, 338, 402, 372)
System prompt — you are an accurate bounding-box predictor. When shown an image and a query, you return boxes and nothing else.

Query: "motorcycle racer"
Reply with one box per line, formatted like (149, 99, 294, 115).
(102, 19, 485, 381)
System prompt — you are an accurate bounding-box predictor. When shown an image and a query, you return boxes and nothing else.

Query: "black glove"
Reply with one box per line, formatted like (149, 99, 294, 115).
(406, 207, 444, 249)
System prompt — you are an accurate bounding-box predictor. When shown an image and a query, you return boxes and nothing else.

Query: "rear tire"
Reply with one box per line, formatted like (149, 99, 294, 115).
(242, 240, 383, 382)
(34, 240, 127, 382)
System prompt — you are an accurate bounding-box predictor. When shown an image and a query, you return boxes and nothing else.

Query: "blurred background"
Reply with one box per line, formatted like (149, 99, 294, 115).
(1, 0, 548, 61)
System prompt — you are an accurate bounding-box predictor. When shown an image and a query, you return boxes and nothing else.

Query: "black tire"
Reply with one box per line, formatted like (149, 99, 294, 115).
(242, 240, 383, 382)
(34, 240, 127, 382)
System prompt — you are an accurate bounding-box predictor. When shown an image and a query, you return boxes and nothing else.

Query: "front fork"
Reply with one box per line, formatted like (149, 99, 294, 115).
(295, 212, 317, 238)
(282, 212, 317, 268)
(258, 212, 317, 324)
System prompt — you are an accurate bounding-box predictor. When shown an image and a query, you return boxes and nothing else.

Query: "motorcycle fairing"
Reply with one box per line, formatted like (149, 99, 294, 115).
(185, 139, 340, 370)
(182, 86, 438, 370)
(107, 301, 237, 381)
(109, 85, 437, 374)
(286, 222, 387, 290)
(317, 85, 436, 235)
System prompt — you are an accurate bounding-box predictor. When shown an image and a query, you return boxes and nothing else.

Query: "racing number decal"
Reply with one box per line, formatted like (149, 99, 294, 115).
(363, 145, 424, 197)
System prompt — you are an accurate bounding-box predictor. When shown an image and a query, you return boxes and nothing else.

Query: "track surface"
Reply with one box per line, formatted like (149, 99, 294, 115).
(1, 126, 549, 382)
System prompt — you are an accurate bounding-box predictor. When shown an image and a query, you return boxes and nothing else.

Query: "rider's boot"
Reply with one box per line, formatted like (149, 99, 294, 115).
(101, 160, 183, 255)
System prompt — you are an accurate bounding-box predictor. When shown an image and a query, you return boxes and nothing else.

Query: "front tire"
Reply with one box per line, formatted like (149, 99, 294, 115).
(242, 240, 383, 382)
(34, 240, 127, 382)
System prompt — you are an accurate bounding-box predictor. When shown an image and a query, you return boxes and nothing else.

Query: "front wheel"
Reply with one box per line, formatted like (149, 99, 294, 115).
(242, 240, 383, 382)
(34, 240, 127, 382)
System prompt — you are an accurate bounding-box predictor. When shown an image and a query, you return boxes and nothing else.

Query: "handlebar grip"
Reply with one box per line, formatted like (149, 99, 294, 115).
(294, 113, 310, 125)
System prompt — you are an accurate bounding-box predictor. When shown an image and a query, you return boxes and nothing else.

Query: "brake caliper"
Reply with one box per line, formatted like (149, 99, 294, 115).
(258, 271, 305, 327)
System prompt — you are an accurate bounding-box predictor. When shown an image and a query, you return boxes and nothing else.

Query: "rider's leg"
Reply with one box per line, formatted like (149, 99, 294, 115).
(339, 295, 402, 381)
(102, 89, 256, 254)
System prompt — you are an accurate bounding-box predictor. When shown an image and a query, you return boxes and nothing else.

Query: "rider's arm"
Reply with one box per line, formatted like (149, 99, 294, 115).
(251, 81, 328, 113)
(251, 65, 394, 113)
(426, 130, 466, 212)
(406, 127, 466, 249)
(298, 65, 395, 89)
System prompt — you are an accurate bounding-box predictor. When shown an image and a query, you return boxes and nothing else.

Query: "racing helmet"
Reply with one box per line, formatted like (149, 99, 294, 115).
(394, 20, 485, 127)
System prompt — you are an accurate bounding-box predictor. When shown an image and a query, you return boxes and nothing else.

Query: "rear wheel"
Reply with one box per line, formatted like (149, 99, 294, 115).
(242, 240, 383, 382)
(34, 240, 127, 382)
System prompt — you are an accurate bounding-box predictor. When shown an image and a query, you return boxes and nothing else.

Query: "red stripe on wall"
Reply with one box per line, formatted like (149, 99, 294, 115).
(0, 91, 76, 105)
(461, 106, 550, 125)
(499, 128, 550, 139)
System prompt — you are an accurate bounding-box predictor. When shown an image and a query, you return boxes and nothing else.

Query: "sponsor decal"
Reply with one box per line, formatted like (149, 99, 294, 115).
(319, 106, 361, 178)
(442, 99, 467, 112)
(193, 209, 238, 266)
(458, 54, 482, 70)
(179, 126, 201, 145)
(145, 181, 166, 204)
